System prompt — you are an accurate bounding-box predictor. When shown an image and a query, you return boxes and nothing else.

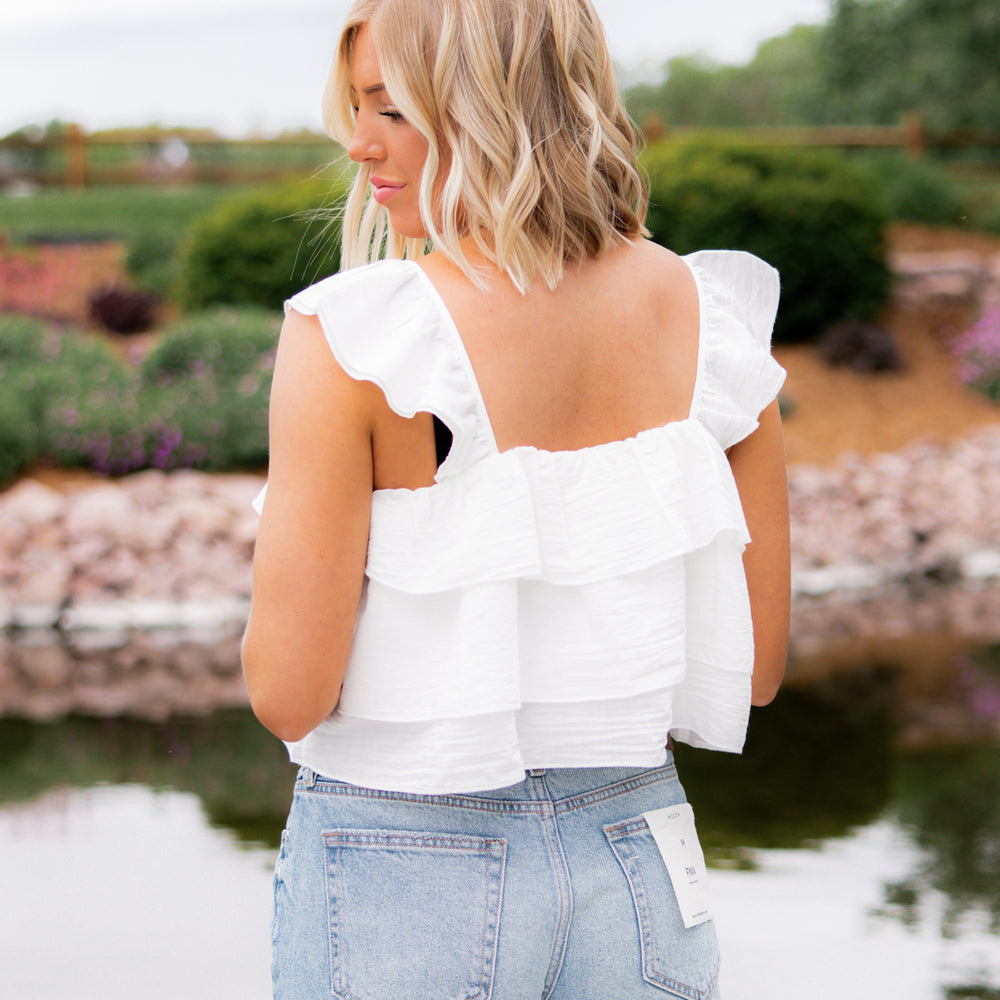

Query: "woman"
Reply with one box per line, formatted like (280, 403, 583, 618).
(242, 0, 790, 997)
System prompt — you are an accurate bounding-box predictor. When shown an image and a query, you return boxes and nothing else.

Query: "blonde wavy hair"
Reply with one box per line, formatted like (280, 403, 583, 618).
(325, 0, 648, 290)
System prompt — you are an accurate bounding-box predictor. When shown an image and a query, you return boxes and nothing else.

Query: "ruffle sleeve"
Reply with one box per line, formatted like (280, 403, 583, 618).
(284, 260, 495, 477)
(687, 250, 786, 450)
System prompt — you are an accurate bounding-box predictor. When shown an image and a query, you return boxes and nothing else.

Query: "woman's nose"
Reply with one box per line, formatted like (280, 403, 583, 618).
(347, 119, 385, 164)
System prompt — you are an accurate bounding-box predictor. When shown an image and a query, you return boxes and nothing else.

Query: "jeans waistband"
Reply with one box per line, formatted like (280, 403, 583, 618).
(295, 755, 677, 812)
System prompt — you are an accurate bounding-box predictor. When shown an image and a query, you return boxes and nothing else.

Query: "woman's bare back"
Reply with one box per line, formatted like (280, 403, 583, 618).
(371, 239, 702, 490)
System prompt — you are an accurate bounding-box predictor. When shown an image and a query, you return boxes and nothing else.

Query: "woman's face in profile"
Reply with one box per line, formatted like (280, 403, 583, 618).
(347, 25, 430, 239)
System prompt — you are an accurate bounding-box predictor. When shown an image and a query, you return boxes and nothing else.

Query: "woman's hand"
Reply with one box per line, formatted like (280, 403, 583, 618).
(242, 310, 375, 742)
(727, 399, 790, 706)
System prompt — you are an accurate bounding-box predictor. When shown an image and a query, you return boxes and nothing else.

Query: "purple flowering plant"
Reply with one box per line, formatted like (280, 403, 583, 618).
(0, 307, 279, 482)
(953, 306, 1000, 404)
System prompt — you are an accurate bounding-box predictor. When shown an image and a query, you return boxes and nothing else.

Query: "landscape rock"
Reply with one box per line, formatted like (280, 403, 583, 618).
(2, 417, 1000, 719)
(891, 248, 996, 308)
(787, 425, 1000, 592)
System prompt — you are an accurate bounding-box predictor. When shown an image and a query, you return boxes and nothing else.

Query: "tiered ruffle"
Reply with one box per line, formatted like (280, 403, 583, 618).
(263, 251, 783, 793)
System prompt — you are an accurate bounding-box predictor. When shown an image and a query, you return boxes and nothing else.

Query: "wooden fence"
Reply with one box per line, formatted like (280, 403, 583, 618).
(0, 125, 339, 189)
(1, 119, 999, 189)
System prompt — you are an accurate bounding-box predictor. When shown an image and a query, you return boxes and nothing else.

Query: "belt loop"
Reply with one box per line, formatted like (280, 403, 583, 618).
(298, 766, 318, 787)
(528, 768, 546, 778)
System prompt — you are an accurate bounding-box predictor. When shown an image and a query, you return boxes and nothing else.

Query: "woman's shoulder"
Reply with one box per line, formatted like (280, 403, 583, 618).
(280, 259, 492, 457)
(595, 239, 778, 315)
(285, 259, 421, 317)
(601, 237, 688, 285)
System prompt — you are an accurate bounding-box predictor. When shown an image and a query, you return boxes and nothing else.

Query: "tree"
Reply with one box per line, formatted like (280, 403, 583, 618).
(624, 25, 826, 131)
(820, 0, 1000, 130)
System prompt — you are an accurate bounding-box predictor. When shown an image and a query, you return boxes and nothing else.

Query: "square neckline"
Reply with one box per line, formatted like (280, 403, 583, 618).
(401, 255, 708, 471)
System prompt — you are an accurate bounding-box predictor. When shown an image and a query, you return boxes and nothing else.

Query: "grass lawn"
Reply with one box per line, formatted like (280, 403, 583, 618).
(0, 184, 257, 245)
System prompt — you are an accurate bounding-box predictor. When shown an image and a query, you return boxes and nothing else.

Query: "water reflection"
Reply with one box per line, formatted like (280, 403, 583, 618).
(678, 685, 893, 858)
(1, 630, 1000, 997)
(0, 783, 274, 1000)
(1, 681, 997, 886)
(0, 710, 295, 849)
(890, 743, 1000, 934)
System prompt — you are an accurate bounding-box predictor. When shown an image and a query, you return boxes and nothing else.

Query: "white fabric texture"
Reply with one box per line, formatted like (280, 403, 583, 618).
(255, 250, 785, 793)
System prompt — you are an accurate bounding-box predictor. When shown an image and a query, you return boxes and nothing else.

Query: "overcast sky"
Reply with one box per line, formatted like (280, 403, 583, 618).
(0, 0, 830, 137)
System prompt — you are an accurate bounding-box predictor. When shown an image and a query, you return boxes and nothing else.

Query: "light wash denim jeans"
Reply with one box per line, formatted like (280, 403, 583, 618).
(271, 755, 720, 1000)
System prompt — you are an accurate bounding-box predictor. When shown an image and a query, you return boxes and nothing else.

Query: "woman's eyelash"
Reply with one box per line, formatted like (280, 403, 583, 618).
(379, 109, 405, 122)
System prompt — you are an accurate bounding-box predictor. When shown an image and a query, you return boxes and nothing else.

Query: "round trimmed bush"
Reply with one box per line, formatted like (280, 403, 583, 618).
(641, 140, 893, 343)
(139, 307, 281, 470)
(0, 381, 39, 486)
(0, 309, 280, 477)
(88, 285, 160, 334)
(855, 152, 966, 228)
(126, 229, 180, 298)
(0, 315, 139, 476)
(176, 176, 347, 312)
(33, 328, 138, 474)
(0, 314, 51, 368)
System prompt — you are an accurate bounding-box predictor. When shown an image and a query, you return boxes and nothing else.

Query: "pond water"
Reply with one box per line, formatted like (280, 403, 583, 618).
(2, 651, 1000, 998)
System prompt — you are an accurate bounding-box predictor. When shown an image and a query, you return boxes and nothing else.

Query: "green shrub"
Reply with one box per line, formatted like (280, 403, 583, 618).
(125, 229, 180, 297)
(139, 308, 280, 469)
(0, 308, 279, 479)
(0, 316, 48, 484)
(176, 177, 346, 312)
(855, 152, 967, 227)
(641, 139, 892, 343)
(0, 313, 50, 367)
(0, 380, 39, 486)
(32, 326, 139, 474)
(0, 315, 138, 475)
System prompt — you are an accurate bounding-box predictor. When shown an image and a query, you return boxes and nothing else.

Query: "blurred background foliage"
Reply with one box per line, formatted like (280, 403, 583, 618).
(3, 0, 1000, 484)
(626, 0, 1000, 134)
(642, 140, 892, 343)
(175, 176, 345, 311)
(0, 309, 280, 483)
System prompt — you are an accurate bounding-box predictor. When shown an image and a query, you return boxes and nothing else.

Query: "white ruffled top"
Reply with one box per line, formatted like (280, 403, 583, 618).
(254, 250, 785, 794)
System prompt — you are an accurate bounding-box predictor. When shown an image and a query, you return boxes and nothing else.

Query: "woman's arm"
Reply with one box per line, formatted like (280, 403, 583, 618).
(241, 309, 375, 742)
(727, 398, 790, 706)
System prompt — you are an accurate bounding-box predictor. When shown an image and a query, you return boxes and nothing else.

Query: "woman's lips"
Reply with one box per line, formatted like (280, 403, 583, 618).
(371, 179, 404, 204)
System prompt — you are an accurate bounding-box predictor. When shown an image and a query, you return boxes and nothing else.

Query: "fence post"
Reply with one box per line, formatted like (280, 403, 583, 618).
(903, 112, 925, 159)
(66, 123, 87, 188)
(641, 113, 665, 143)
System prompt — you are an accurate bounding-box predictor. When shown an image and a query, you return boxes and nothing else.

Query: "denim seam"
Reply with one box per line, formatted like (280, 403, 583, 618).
(299, 785, 554, 815)
(476, 839, 506, 1000)
(538, 800, 573, 1000)
(325, 837, 356, 1000)
(553, 767, 679, 815)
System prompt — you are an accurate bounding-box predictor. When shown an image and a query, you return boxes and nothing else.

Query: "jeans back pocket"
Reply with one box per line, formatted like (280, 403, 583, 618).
(604, 818, 720, 999)
(323, 828, 506, 1000)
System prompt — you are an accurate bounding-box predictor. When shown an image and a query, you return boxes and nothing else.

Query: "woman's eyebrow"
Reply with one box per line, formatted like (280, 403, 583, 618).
(361, 83, 386, 96)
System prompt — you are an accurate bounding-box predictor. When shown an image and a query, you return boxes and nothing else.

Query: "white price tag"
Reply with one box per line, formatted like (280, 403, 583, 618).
(642, 803, 712, 928)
